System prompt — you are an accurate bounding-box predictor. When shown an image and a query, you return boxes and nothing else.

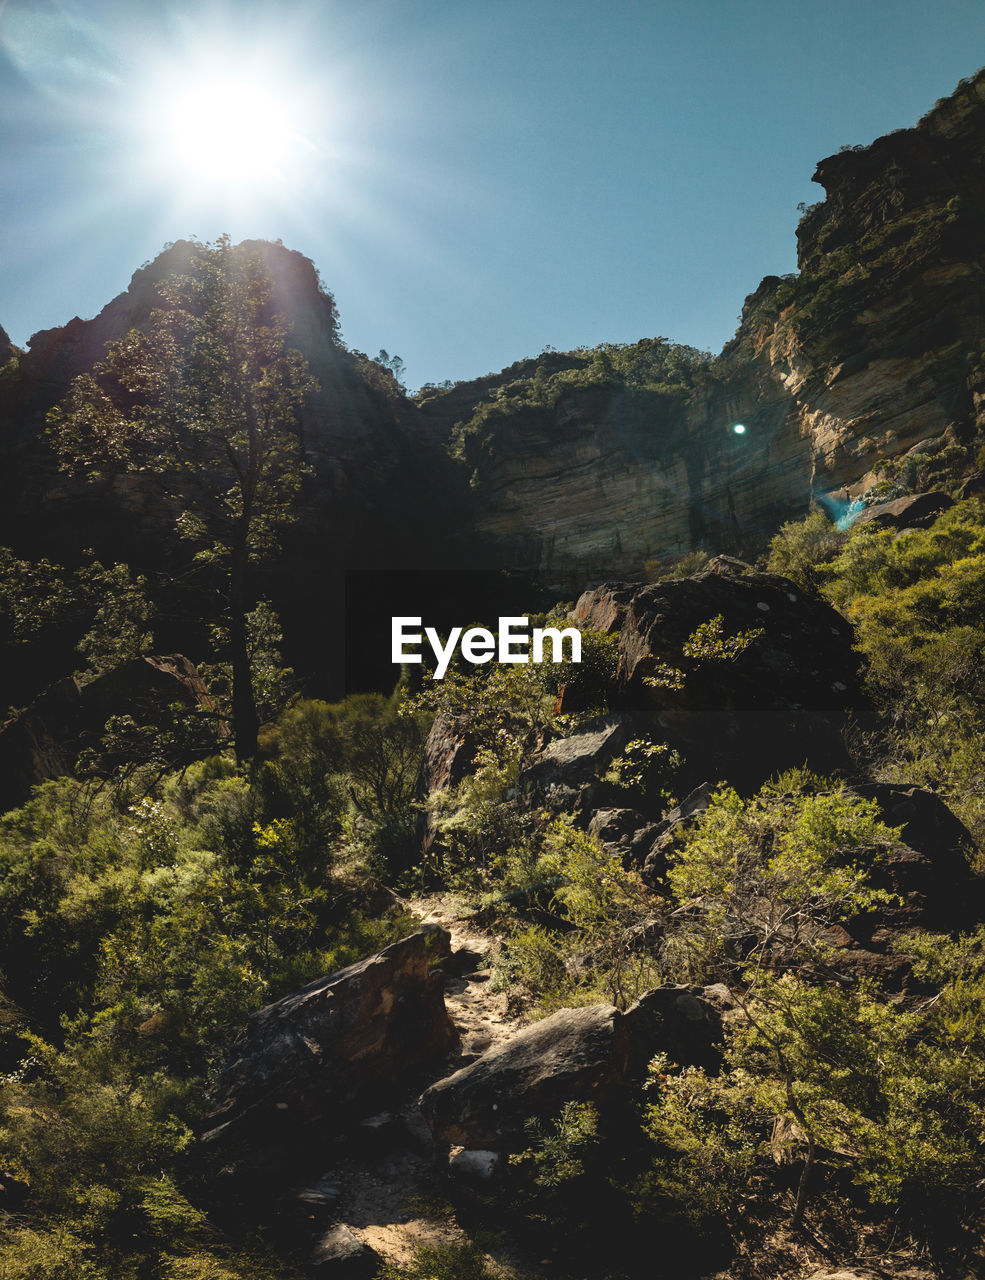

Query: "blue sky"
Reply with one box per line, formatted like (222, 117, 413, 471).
(2, 0, 984, 389)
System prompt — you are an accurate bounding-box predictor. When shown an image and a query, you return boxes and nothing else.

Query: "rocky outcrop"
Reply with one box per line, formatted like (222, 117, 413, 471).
(520, 713, 637, 812)
(588, 806, 663, 867)
(573, 573, 861, 788)
(203, 926, 457, 1145)
(852, 491, 953, 530)
(0, 654, 216, 811)
(308, 1225, 379, 1278)
(420, 986, 722, 1150)
(415, 714, 479, 860)
(639, 782, 716, 887)
(845, 784, 982, 932)
(410, 70, 985, 585)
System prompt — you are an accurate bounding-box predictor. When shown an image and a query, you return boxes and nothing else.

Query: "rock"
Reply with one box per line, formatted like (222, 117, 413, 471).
(420, 986, 722, 1150)
(847, 783, 981, 930)
(574, 574, 861, 788)
(308, 1225, 378, 1277)
(622, 985, 723, 1072)
(640, 782, 716, 886)
(705, 554, 753, 575)
(448, 1148, 504, 1181)
(520, 713, 637, 811)
(957, 469, 985, 499)
(415, 713, 478, 860)
(203, 926, 457, 1145)
(802, 785, 985, 990)
(290, 1176, 345, 1212)
(853, 492, 953, 530)
(588, 806, 662, 866)
(0, 654, 217, 812)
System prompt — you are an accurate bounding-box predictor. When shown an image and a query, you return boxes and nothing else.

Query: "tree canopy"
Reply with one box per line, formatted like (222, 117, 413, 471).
(47, 236, 317, 760)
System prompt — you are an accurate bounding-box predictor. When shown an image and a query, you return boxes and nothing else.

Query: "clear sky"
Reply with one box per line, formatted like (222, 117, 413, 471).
(2, 0, 984, 390)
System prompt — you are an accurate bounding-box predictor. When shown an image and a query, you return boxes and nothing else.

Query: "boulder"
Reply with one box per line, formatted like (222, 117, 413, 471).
(574, 574, 862, 788)
(415, 713, 478, 859)
(520, 713, 637, 812)
(844, 784, 982, 932)
(203, 926, 457, 1145)
(640, 782, 717, 886)
(0, 654, 217, 812)
(420, 985, 721, 1150)
(308, 1225, 379, 1277)
(588, 806, 662, 867)
(800, 786, 984, 989)
(853, 491, 953, 530)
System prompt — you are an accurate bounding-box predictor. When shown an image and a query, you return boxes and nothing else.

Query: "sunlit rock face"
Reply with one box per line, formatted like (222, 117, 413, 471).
(425, 68, 985, 581)
(441, 363, 803, 592)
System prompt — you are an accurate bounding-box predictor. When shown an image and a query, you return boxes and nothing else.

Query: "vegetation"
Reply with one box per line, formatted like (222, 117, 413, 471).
(46, 236, 318, 761)
(4, 220, 985, 1277)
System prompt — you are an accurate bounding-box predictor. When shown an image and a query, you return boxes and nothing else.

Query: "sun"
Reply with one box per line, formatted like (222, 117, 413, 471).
(132, 55, 314, 205)
(163, 79, 295, 185)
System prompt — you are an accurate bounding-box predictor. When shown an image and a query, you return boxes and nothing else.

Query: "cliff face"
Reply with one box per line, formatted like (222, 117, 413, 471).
(3, 69, 985, 602)
(421, 68, 985, 582)
(0, 239, 464, 573)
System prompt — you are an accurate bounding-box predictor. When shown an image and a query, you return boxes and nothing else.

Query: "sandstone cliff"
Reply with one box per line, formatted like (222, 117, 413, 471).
(3, 69, 985, 652)
(418, 68, 985, 585)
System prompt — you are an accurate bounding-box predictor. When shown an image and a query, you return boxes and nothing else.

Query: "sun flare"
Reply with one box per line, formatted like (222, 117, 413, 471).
(135, 57, 314, 204)
(163, 79, 294, 184)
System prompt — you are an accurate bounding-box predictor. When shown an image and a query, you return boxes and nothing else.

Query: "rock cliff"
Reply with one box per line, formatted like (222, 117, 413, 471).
(417, 68, 985, 585)
(3, 69, 985, 647)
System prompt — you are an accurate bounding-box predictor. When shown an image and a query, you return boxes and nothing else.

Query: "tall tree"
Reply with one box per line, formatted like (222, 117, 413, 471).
(47, 236, 317, 760)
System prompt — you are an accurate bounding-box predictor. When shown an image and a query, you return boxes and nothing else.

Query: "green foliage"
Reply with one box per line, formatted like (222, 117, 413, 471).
(47, 235, 318, 761)
(447, 337, 712, 460)
(374, 1241, 499, 1280)
(647, 548, 711, 580)
(495, 819, 658, 1014)
(401, 659, 551, 756)
(643, 613, 763, 692)
(642, 968, 985, 1237)
(816, 499, 985, 853)
(511, 1101, 600, 1189)
(606, 735, 680, 808)
(204, 599, 295, 728)
(0, 708, 420, 1278)
(765, 509, 844, 591)
(260, 693, 428, 880)
(664, 772, 900, 981)
(531, 619, 619, 711)
(0, 550, 156, 678)
(634, 1055, 766, 1231)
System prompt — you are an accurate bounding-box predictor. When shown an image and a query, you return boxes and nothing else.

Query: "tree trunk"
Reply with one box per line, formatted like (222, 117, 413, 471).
(229, 541, 259, 762)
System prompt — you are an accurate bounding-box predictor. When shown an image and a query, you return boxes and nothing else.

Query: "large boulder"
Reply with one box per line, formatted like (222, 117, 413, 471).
(0, 654, 217, 811)
(415, 713, 478, 859)
(203, 926, 457, 1145)
(588, 806, 662, 867)
(853, 491, 953, 530)
(420, 985, 721, 1150)
(519, 713, 637, 813)
(844, 783, 983, 933)
(573, 573, 862, 788)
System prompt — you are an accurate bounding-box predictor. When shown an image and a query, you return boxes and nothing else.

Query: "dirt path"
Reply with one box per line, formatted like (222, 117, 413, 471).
(335, 894, 529, 1273)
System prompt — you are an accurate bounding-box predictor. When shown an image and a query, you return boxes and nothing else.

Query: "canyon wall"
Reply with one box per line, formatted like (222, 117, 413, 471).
(2, 69, 985, 605)
(417, 68, 985, 586)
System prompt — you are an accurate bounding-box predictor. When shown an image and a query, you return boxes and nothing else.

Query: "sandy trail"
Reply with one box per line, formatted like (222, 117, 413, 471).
(333, 893, 527, 1272)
